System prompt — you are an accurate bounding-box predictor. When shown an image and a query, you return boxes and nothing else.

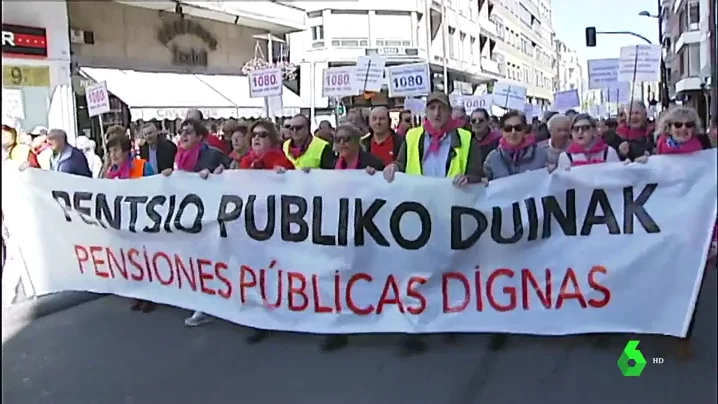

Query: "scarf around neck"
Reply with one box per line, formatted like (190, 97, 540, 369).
(566, 138, 609, 166)
(656, 135, 703, 155)
(616, 125, 650, 141)
(476, 130, 502, 146)
(423, 118, 461, 156)
(105, 154, 133, 179)
(175, 142, 203, 172)
(499, 135, 535, 164)
(335, 152, 360, 170)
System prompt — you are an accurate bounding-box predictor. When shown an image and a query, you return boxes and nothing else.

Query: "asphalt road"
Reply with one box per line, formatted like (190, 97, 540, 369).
(2, 266, 717, 404)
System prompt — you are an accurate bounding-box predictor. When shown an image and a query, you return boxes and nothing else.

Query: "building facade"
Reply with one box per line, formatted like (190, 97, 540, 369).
(662, 0, 713, 121)
(288, 0, 502, 115)
(2, 1, 76, 141)
(553, 40, 583, 94)
(487, 0, 556, 106)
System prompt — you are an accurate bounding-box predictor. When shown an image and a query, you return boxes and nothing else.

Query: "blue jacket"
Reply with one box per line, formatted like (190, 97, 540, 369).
(50, 145, 92, 177)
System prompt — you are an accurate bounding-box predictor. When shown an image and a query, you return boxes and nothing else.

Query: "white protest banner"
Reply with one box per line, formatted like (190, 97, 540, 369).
(322, 67, 356, 98)
(85, 81, 111, 117)
(3, 152, 717, 336)
(492, 83, 527, 110)
(587, 58, 620, 90)
(552, 89, 580, 112)
(461, 95, 493, 113)
(386, 63, 430, 98)
(618, 45, 662, 83)
(404, 97, 426, 116)
(353, 55, 386, 93)
(601, 82, 632, 104)
(2, 89, 25, 120)
(248, 67, 283, 98)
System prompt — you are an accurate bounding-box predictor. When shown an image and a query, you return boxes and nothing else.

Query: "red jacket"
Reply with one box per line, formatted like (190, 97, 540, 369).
(205, 133, 231, 155)
(238, 148, 295, 170)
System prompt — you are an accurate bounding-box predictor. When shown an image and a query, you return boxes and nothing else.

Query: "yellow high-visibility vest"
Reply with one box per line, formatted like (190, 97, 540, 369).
(282, 136, 328, 168)
(404, 127, 471, 178)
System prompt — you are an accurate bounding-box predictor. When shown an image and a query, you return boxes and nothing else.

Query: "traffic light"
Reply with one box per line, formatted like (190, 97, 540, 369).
(585, 27, 597, 47)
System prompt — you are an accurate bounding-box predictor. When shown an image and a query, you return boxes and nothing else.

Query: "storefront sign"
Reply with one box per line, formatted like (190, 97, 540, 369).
(157, 19, 218, 67)
(2, 24, 48, 58)
(2, 65, 51, 87)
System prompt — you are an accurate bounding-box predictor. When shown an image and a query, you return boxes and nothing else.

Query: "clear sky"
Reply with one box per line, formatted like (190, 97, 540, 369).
(552, 0, 660, 62)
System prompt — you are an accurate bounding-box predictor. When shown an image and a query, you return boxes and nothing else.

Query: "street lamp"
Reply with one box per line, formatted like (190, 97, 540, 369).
(637, 11, 658, 18)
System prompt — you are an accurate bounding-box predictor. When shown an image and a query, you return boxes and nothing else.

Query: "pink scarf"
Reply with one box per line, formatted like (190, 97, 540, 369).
(477, 130, 502, 146)
(335, 153, 360, 170)
(656, 135, 703, 155)
(616, 125, 651, 141)
(423, 118, 461, 156)
(175, 142, 203, 172)
(566, 138, 609, 166)
(499, 135, 536, 163)
(105, 155, 132, 179)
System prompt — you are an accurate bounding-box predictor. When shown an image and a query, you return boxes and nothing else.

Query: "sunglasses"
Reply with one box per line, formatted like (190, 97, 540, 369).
(471, 118, 486, 124)
(502, 124, 524, 133)
(252, 131, 269, 138)
(672, 121, 695, 129)
(572, 124, 594, 132)
(289, 125, 304, 132)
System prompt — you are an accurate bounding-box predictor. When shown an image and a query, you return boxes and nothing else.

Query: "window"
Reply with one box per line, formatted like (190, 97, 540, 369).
(327, 10, 369, 46)
(470, 36, 476, 63)
(459, 32, 467, 62)
(495, 17, 505, 41)
(449, 27, 456, 58)
(680, 43, 700, 76)
(373, 11, 413, 45)
(688, 2, 699, 25)
(311, 26, 324, 41)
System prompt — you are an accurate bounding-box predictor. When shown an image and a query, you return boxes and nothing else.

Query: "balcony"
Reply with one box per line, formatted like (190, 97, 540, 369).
(675, 76, 702, 93)
(481, 57, 500, 75)
(479, 15, 497, 38)
(675, 30, 701, 53)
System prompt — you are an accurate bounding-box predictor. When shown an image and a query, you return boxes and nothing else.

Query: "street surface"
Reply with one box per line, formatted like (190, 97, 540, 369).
(2, 266, 717, 404)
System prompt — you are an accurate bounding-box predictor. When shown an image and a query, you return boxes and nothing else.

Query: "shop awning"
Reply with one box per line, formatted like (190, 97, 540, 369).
(80, 68, 237, 121)
(80, 68, 301, 121)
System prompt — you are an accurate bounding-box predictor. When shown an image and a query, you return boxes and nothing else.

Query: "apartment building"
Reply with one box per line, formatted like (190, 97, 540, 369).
(287, 0, 502, 112)
(487, 0, 556, 106)
(554, 39, 584, 99)
(661, 0, 714, 119)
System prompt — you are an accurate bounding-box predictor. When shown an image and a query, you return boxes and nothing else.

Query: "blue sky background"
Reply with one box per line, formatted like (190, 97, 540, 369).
(552, 0, 660, 63)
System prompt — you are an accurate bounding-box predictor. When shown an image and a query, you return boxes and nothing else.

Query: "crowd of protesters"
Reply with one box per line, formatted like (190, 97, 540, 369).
(2, 93, 717, 358)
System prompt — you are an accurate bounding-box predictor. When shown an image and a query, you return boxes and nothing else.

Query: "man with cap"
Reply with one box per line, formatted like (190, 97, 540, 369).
(27, 126, 53, 169)
(381, 91, 485, 356)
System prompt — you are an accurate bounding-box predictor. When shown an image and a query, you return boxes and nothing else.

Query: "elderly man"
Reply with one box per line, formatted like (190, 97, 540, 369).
(382, 92, 484, 356)
(46, 129, 91, 177)
(139, 122, 176, 173)
(185, 109, 230, 154)
(282, 114, 334, 169)
(540, 113, 572, 166)
(361, 107, 403, 165)
(607, 100, 655, 161)
(452, 106, 471, 130)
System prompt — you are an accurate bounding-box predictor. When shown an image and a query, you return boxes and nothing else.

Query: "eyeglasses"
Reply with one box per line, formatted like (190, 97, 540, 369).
(571, 124, 594, 133)
(502, 124, 524, 133)
(471, 118, 486, 124)
(672, 121, 695, 129)
(252, 131, 269, 138)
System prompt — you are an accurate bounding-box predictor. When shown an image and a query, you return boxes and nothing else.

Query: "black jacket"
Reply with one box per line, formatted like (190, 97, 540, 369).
(139, 138, 177, 172)
(333, 150, 386, 170)
(603, 129, 656, 161)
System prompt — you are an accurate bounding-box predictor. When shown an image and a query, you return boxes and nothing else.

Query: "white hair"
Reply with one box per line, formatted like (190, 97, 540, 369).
(547, 113, 570, 132)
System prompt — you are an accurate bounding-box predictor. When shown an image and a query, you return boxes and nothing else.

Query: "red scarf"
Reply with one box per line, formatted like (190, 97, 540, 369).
(616, 124, 650, 141)
(423, 118, 461, 156)
(656, 135, 704, 155)
(243, 148, 291, 170)
(289, 137, 311, 159)
(499, 135, 536, 163)
(477, 130, 502, 146)
(105, 155, 133, 179)
(175, 142, 203, 172)
(229, 149, 248, 164)
(335, 153, 360, 170)
(566, 138, 609, 166)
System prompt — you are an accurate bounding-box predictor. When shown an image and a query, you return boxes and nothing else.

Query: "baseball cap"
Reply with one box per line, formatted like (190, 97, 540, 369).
(426, 92, 450, 107)
(29, 125, 48, 137)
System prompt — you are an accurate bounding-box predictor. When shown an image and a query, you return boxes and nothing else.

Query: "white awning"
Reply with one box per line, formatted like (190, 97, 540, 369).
(79, 68, 301, 121)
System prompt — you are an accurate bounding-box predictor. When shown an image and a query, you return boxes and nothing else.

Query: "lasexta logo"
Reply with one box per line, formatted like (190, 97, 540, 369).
(617, 340, 647, 376)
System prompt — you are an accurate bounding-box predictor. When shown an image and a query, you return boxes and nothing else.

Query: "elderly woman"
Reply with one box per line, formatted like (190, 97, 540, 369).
(237, 120, 294, 170)
(483, 110, 549, 181)
(161, 118, 230, 327)
(554, 113, 621, 170)
(608, 101, 655, 161)
(222, 120, 250, 169)
(540, 113, 572, 166)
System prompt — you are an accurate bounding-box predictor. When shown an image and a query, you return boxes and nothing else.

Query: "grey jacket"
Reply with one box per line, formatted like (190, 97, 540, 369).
(483, 143, 549, 180)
